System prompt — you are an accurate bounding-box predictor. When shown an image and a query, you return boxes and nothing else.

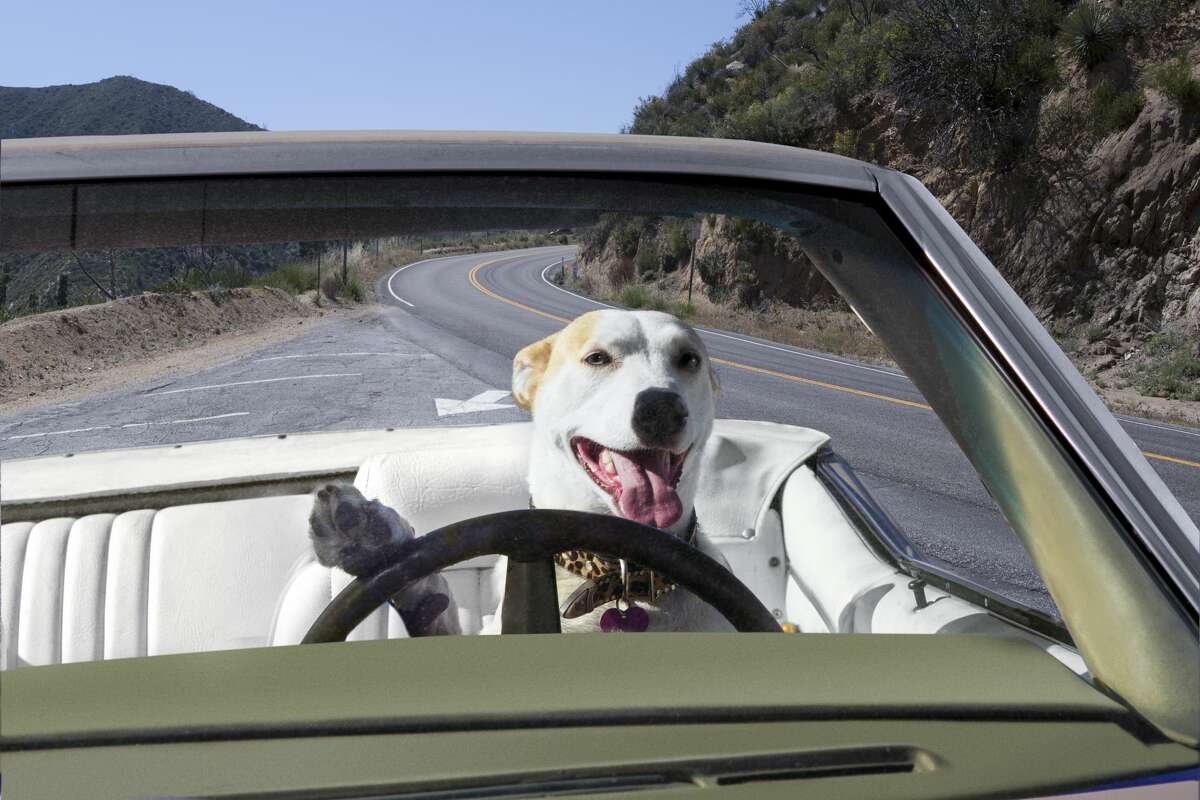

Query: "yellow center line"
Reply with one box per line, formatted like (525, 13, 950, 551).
(465, 259, 1199, 471)
(1143, 452, 1200, 469)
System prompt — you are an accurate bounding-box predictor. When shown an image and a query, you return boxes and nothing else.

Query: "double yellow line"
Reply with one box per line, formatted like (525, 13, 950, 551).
(466, 258, 1199, 470)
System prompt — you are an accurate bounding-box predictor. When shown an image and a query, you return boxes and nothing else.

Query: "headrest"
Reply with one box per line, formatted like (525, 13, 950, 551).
(354, 420, 829, 539)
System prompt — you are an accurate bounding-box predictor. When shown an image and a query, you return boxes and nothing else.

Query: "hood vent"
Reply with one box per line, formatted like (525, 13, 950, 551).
(289, 745, 930, 799)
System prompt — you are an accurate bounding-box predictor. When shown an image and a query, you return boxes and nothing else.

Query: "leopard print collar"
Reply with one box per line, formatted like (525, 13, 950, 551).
(528, 499, 698, 618)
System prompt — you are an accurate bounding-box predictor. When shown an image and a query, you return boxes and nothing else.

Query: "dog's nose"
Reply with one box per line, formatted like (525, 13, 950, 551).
(632, 389, 689, 446)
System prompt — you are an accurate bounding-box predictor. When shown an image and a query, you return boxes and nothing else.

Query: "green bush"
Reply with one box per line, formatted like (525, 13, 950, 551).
(1085, 323, 1107, 343)
(1145, 56, 1200, 113)
(612, 221, 642, 259)
(635, 242, 660, 276)
(620, 284, 649, 309)
(1061, 1, 1123, 68)
(1134, 333, 1200, 401)
(254, 262, 317, 294)
(831, 128, 875, 160)
(1088, 82, 1144, 137)
(671, 301, 697, 319)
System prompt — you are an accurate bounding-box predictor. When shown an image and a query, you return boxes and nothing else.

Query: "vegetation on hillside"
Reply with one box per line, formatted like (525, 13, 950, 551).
(582, 0, 1199, 405)
(0, 76, 261, 139)
(627, 0, 1196, 166)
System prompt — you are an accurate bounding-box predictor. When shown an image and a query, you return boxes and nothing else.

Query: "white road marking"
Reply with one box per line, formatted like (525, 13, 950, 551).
(6, 412, 253, 441)
(147, 373, 362, 396)
(435, 389, 514, 417)
(253, 352, 418, 362)
(7, 425, 112, 440)
(538, 260, 905, 379)
(1117, 416, 1200, 439)
(121, 412, 251, 428)
(386, 255, 466, 307)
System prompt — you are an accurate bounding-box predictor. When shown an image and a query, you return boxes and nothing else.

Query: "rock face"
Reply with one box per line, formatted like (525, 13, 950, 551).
(578, 91, 1198, 346)
(931, 92, 1199, 339)
(691, 216, 838, 309)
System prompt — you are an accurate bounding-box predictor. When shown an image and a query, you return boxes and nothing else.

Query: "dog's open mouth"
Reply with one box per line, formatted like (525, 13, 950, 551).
(571, 437, 688, 529)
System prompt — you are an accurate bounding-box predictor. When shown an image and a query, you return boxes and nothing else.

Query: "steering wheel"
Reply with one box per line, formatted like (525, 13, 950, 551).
(302, 509, 781, 641)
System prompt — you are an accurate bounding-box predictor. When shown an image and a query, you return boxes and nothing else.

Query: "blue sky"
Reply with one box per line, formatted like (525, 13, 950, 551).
(2, 1, 744, 133)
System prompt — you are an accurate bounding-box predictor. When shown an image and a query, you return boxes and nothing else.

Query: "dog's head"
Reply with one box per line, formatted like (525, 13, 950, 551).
(513, 310, 719, 531)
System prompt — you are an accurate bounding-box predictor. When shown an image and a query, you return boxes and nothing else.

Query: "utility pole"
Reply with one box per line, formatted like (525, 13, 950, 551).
(686, 241, 697, 306)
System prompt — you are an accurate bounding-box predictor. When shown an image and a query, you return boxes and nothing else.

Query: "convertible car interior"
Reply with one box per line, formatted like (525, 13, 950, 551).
(1, 132, 1195, 799)
(2, 420, 1080, 670)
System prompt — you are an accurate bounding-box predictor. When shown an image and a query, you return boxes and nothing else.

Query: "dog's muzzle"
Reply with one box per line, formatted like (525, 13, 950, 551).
(631, 388, 689, 447)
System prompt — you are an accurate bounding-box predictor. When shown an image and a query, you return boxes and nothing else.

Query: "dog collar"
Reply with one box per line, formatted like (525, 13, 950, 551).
(528, 499, 698, 619)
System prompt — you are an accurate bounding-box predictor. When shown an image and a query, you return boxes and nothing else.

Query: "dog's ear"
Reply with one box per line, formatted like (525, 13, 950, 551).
(512, 333, 557, 411)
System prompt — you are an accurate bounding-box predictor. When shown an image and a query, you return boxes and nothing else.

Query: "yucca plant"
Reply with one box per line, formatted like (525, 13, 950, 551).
(1062, 1, 1122, 68)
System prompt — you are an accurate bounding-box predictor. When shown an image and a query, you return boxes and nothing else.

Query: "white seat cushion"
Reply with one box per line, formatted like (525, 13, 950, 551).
(1, 497, 409, 669)
(1, 419, 833, 668)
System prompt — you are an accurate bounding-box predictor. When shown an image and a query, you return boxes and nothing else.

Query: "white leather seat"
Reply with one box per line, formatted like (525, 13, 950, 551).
(1, 421, 830, 669)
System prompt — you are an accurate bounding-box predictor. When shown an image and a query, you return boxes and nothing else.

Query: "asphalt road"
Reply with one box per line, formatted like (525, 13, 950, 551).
(383, 246, 1200, 614)
(2, 245, 1197, 617)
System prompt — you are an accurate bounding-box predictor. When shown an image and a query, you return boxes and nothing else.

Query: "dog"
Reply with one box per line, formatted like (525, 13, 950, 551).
(309, 309, 730, 634)
(509, 309, 730, 632)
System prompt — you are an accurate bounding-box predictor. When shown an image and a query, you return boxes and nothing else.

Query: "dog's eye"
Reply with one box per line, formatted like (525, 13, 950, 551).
(678, 351, 702, 370)
(583, 351, 612, 367)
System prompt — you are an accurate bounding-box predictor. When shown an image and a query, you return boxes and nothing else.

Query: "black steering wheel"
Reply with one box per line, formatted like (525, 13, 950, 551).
(302, 509, 781, 641)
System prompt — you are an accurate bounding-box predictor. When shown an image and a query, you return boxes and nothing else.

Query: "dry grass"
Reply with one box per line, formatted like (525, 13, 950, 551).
(570, 274, 895, 367)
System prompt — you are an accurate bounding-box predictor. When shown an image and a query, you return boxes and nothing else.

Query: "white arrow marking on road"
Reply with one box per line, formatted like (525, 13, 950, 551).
(435, 390, 514, 417)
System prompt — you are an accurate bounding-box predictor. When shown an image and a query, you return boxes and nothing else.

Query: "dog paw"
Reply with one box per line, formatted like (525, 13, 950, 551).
(309, 483, 414, 576)
(308, 483, 462, 637)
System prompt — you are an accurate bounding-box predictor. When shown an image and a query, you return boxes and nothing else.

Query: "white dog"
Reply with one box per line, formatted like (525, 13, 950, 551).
(509, 309, 731, 633)
(310, 309, 732, 634)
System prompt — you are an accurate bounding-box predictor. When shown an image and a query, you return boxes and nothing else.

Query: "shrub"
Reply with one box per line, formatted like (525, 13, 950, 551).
(1061, 1, 1123, 68)
(887, 0, 1061, 166)
(1134, 333, 1200, 401)
(646, 292, 670, 312)
(620, 284, 649, 308)
(671, 301, 697, 319)
(1145, 57, 1200, 113)
(831, 128, 876, 160)
(635, 242, 660, 276)
(1085, 323, 1107, 343)
(1088, 82, 1145, 137)
(612, 220, 642, 259)
(317, 270, 367, 302)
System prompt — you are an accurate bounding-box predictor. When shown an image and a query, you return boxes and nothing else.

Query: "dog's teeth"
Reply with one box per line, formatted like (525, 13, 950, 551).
(600, 449, 616, 475)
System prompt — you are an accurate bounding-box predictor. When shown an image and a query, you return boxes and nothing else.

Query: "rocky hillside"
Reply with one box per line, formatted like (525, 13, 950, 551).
(580, 0, 1199, 400)
(0, 75, 261, 139)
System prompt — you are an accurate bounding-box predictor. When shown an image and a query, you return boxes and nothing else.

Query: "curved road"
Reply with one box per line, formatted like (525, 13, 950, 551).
(384, 245, 1200, 613)
(2, 245, 1195, 615)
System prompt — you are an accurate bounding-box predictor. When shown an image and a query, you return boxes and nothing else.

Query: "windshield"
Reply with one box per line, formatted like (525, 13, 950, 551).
(2, 170, 1194, 665)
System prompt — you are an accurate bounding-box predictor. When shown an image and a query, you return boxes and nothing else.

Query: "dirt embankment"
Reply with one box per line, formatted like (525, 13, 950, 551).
(0, 287, 322, 407)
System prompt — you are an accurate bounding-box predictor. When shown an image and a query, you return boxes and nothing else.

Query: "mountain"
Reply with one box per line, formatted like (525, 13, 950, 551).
(0, 75, 261, 139)
(0, 76, 273, 318)
(581, 0, 1198, 401)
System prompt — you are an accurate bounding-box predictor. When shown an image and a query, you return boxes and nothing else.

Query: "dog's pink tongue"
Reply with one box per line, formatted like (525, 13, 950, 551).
(609, 449, 682, 529)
